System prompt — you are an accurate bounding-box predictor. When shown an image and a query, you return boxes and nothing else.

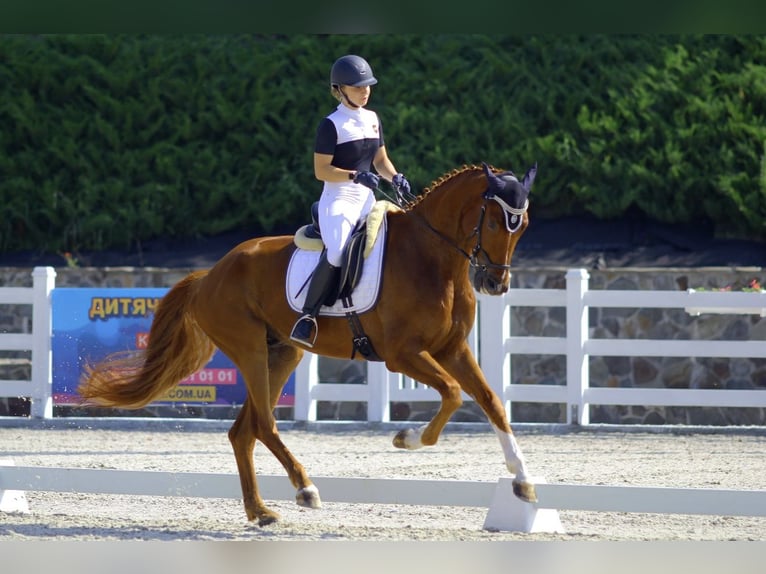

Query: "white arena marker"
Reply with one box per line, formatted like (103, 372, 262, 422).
(483, 477, 564, 533)
(0, 459, 30, 514)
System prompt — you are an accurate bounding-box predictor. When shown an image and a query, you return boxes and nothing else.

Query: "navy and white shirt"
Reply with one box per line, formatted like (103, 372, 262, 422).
(315, 104, 385, 172)
(314, 103, 384, 266)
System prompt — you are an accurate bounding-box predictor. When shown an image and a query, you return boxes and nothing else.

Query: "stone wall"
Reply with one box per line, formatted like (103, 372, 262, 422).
(1, 265, 765, 425)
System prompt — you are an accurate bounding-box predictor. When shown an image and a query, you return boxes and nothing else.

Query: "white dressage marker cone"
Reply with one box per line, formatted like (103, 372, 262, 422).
(0, 459, 30, 513)
(483, 477, 564, 533)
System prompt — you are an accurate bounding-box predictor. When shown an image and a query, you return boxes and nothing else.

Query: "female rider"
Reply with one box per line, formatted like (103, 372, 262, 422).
(290, 54, 410, 347)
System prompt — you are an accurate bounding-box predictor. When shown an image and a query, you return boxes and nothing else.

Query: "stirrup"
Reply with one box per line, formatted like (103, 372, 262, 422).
(289, 314, 319, 348)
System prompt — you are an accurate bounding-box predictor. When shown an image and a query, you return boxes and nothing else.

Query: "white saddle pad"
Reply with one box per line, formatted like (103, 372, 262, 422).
(285, 217, 387, 316)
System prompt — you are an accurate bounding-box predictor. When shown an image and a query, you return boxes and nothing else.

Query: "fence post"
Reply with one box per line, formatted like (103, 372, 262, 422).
(479, 293, 511, 421)
(566, 268, 590, 425)
(293, 352, 318, 422)
(366, 361, 390, 422)
(30, 266, 56, 419)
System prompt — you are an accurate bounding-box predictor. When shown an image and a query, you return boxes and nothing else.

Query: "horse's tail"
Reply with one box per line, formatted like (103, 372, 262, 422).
(77, 270, 216, 409)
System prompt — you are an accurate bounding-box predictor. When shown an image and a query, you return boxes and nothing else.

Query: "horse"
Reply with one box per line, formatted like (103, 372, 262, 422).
(78, 161, 539, 526)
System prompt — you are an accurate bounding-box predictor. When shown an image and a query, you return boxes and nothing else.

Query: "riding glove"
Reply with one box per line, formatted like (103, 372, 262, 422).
(392, 173, 411, 195)
(391, 173, 412, 196)
(392, 173, 411, 205)
(353, 171, 380, 190)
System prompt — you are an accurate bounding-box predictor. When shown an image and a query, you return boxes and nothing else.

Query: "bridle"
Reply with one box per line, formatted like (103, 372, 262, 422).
(415, 189, 529, 272)
(468, 191, 529, 271)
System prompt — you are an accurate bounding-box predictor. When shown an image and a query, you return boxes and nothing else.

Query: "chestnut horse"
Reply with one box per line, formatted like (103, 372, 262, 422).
(78, 162, 538, 526)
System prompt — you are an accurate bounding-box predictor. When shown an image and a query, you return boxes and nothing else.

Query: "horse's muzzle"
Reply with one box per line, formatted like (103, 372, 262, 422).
(470, 268, 509, 295)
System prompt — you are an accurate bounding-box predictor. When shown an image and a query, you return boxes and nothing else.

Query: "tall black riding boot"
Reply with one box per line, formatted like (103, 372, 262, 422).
(289, 257, 340, 347)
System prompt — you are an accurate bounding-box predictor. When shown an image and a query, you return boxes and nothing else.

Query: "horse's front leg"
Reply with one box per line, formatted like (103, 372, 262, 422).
(386, 351, 464, 450)
(440, 342, 538, 503)
(491, 426, 537, 502)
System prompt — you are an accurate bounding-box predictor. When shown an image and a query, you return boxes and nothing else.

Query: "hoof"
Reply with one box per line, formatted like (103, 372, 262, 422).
(392, 428, 422, 450)
(296, 484, 322, 509)
(256, 509, 281, 527)
(392, 429, 409, 449)
(512, 479, 538, 503)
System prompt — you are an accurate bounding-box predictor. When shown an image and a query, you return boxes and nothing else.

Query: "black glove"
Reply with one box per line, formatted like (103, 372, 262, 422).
(392, 173, 411, 194)
(392, 173, 411, 204)
(353, 171, 380, 190)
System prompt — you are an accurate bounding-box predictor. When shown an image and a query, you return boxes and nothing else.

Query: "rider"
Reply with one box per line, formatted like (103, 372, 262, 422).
(289, 54, 411, 347)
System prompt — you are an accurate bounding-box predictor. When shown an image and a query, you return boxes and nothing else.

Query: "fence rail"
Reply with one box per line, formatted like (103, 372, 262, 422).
(1, 266, 765, 424)
(3, 463, 765, 533)
(0, 267, 56, 418)
(294, 268, 766, 425)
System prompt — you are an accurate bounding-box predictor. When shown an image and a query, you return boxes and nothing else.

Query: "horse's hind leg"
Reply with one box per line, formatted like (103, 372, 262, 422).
(260, 341, 321, 510)
(227, 335, 319, 525)
(228, 399, 281, 525)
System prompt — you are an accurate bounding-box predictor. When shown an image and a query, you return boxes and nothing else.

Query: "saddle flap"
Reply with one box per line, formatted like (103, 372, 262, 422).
(286, 215, 388, 317)
(338, 223, 368, 301)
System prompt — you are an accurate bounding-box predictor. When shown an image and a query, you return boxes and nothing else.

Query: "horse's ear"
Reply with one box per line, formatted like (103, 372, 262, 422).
(522, 163, 538, 190)
(481, 161, 505, 197)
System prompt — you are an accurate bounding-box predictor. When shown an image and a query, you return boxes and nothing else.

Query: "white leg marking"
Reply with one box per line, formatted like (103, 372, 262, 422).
(401, 425, 427, 449)
(301, 484, 320, 497)
(493, 426, 530, 481)
(296, 484, 321, 508)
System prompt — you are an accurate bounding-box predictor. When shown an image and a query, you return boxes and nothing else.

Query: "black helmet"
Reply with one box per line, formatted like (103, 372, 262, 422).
(330, 55, 378, 87)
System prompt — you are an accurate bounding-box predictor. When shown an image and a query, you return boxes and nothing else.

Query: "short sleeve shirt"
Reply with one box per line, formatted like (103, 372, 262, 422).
(315, 104, 385, 172)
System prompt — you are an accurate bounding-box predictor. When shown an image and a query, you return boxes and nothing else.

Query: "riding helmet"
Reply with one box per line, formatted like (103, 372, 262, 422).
(330, 55, 378, 87)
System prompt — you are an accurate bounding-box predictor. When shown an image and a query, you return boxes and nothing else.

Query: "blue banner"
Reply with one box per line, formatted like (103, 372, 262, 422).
(51, 288, 294, 407)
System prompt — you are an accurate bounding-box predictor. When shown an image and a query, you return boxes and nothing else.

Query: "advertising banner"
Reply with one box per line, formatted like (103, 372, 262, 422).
(51, 288, 294, 407)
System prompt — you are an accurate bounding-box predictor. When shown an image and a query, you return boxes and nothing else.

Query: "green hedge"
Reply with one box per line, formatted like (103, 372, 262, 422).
(1, 34, 765, 255)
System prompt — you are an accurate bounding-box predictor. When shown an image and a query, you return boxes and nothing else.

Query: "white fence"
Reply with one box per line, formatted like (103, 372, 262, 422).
(295, 268, 766, 425)
(1, 266, 765, 425)
(0, 267, 55, 418)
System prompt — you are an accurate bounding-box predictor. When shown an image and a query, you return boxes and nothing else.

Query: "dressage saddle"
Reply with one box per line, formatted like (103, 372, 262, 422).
(305, 201, 368, 304)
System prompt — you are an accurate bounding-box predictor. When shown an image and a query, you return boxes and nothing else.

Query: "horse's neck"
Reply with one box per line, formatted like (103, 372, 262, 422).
(411, 172, 482, 241)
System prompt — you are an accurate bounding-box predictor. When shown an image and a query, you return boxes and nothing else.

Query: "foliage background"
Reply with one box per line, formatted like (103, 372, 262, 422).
(1, 34, 765, 255)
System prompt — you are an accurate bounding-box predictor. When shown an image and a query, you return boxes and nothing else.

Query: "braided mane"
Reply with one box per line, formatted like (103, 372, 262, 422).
(403, 163, 497, 212)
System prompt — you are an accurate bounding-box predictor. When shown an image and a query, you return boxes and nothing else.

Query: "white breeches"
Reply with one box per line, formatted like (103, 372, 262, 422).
(318, 184, 375, 267)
